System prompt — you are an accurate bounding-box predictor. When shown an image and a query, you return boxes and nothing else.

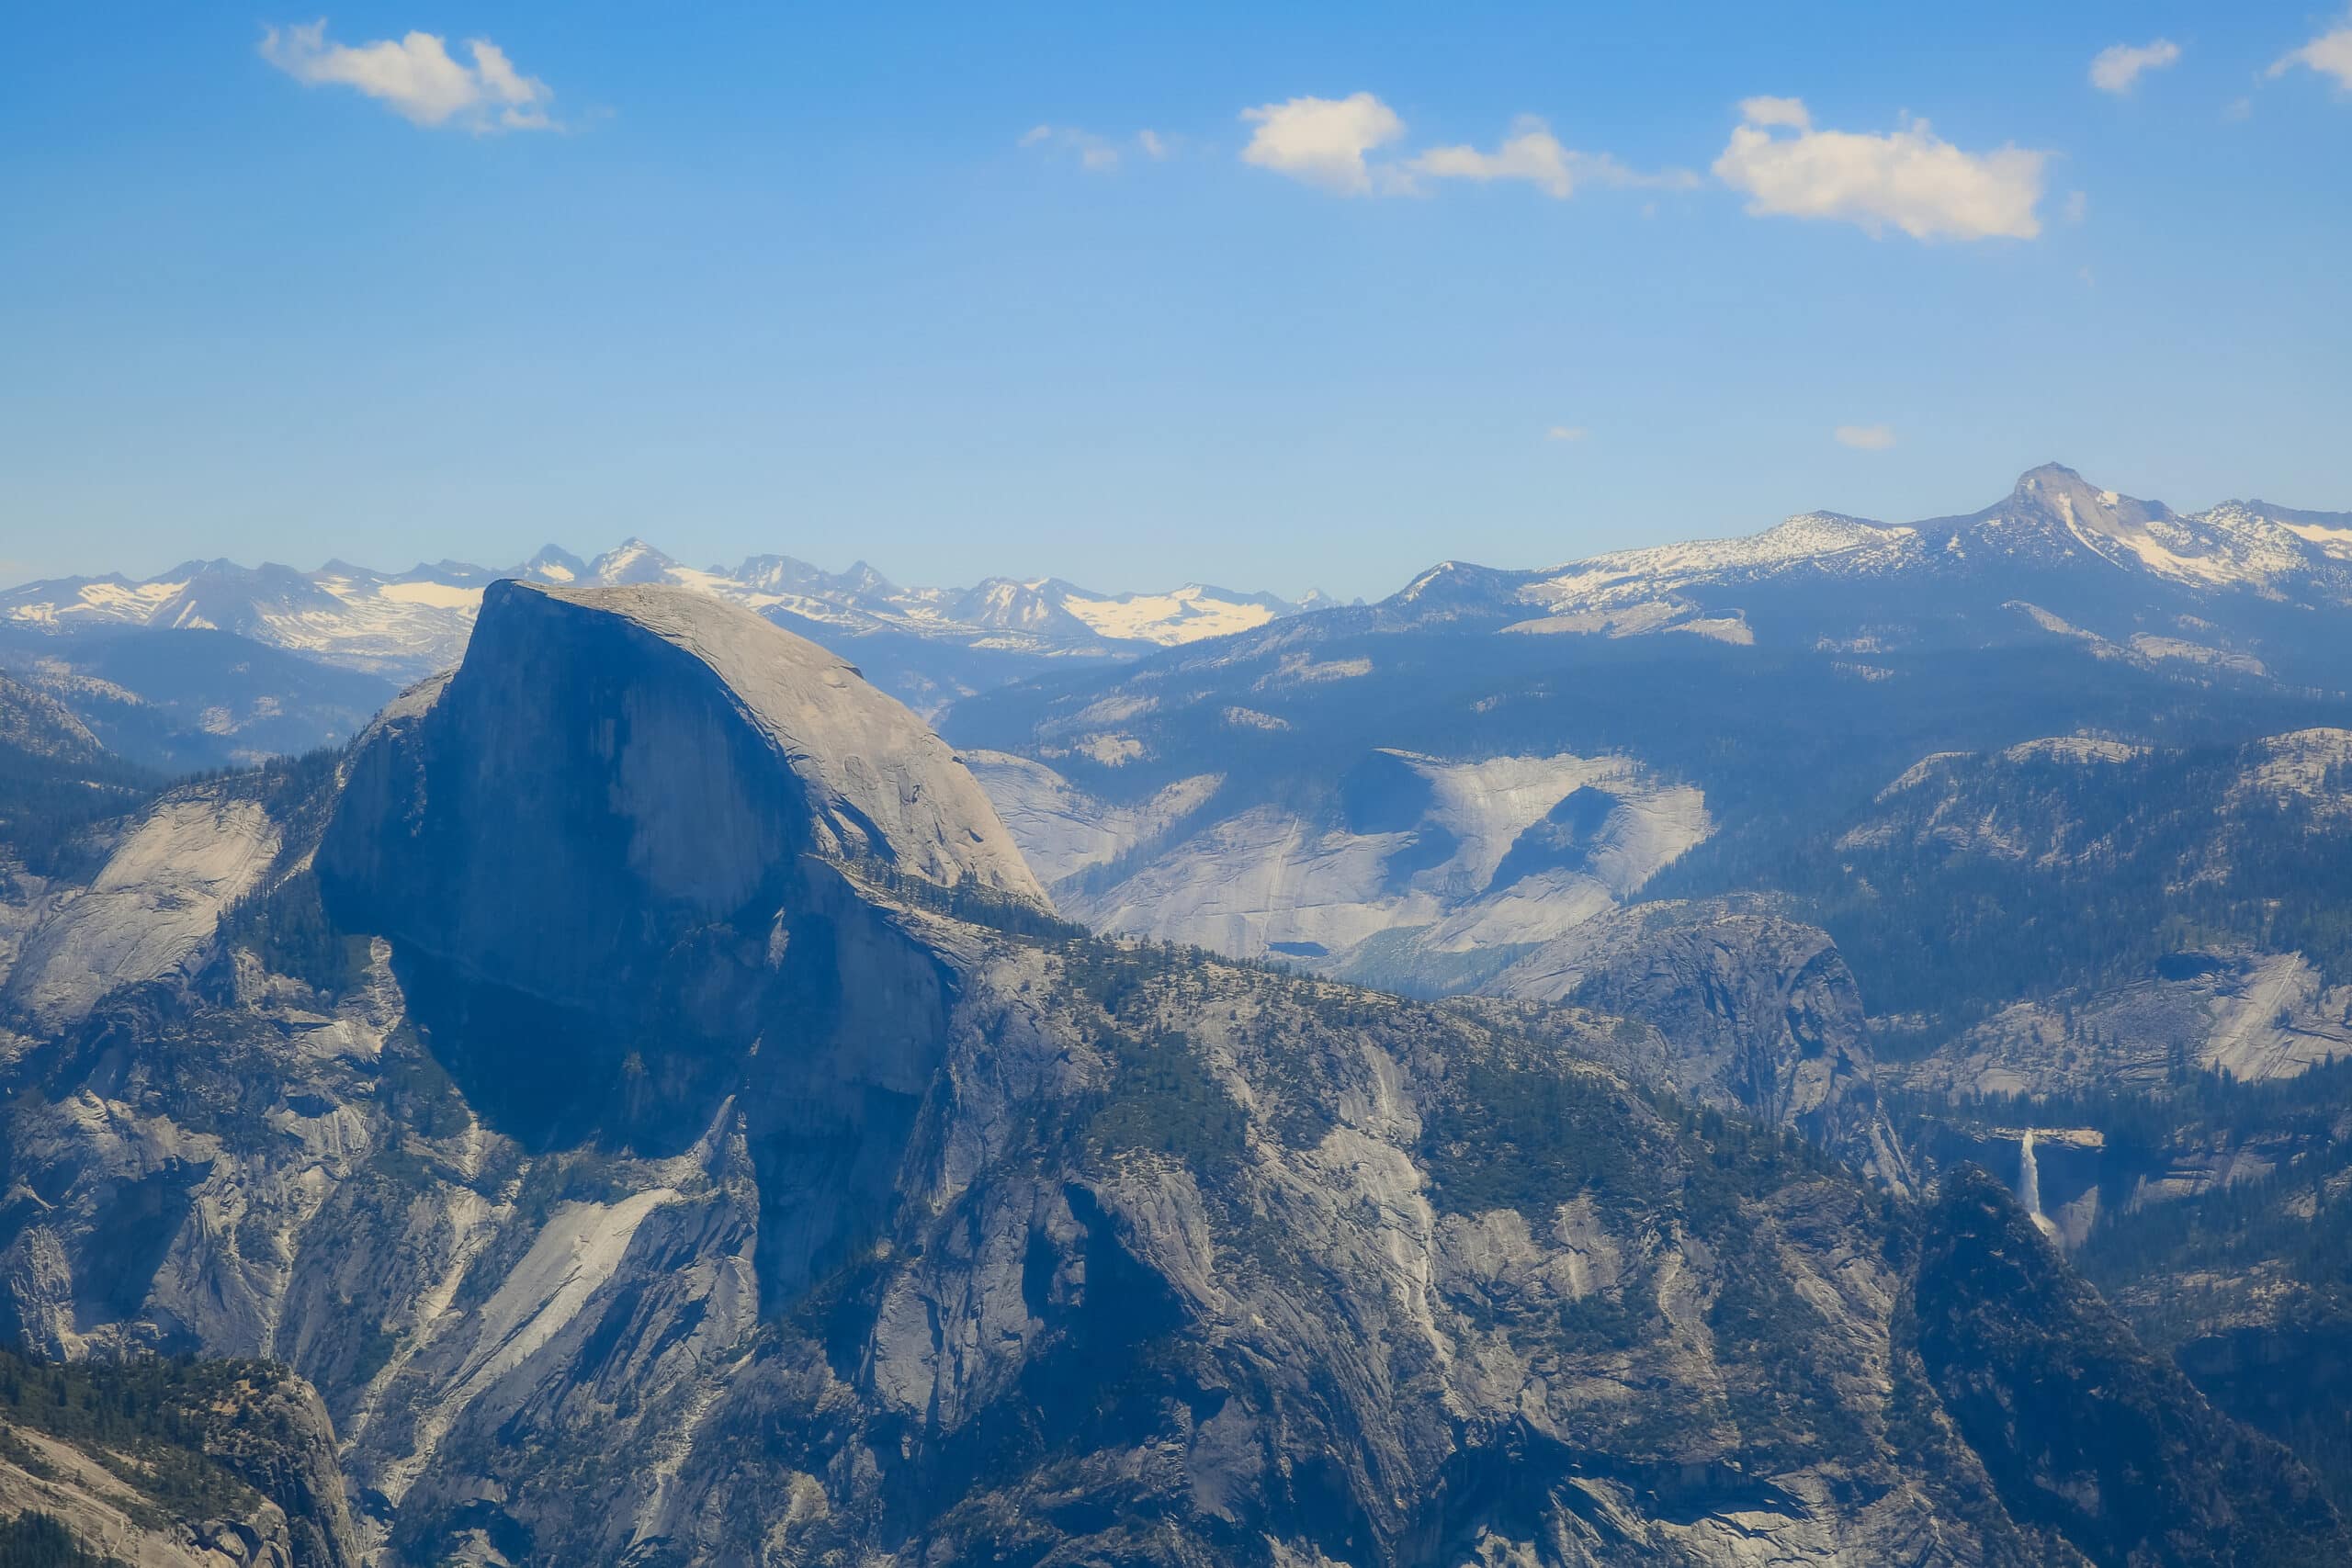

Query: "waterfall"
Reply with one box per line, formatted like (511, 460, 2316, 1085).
(2018, 1129, 2045, 1225)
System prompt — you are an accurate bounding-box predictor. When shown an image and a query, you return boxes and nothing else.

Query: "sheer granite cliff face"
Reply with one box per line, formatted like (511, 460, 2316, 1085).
(320, 579, 1037, 1020)
(0, 585, 2336, 1565)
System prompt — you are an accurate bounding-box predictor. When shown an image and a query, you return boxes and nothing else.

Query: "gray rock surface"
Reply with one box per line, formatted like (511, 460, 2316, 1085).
(324, 580, 1040, 925)
(1489, 901, 1908, 1189)
(0, 1360, 357, 1568)
(971, 745, 1708, 985)
(5, 783, 279, 1029)
(0, 582, 2322, 1565)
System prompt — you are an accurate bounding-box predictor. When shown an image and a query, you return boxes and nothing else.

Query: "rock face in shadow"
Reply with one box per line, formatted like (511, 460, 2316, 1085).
(316, 581, 1033, 1155)
(1916, 1165, 2351, 1567)
(321, 578, 1038, 1015)
(4, 582, 2342, 1565)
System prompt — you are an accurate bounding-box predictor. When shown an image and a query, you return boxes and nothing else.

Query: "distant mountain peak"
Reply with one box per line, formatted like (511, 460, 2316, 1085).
(586, 537, 682, 585)
(521, 545, 587, 584)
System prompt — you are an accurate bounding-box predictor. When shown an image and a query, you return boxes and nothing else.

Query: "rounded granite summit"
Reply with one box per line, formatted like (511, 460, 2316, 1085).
(320, 578, 1044, 1022)
(507, 578, 1043, 903)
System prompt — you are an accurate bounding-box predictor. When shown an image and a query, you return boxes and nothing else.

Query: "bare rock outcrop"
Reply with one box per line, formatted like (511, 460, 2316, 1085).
(3, 582, 2336, 1564)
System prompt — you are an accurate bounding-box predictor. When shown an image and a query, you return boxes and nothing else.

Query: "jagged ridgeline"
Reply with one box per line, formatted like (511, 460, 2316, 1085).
(0, 581, 2345, 1564)
(0, 1347, 356, 1566)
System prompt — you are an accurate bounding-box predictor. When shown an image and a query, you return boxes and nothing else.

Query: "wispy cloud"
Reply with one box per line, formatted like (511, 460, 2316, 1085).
(1238, 93, 1408, 195)
(2269, 11, 2352, 90)
(1713, 97, 2046, 242)
(1408, 116, 1696, 198)
(1835, 423, 1897, 450)
(1238, 93, 1687, 201)
(261, 20, 557, 131)
(1546, 425, 1590, 443)
(1020, 124, 1125, 171)
(2089, 39, 2181, 94)
(1022, 124, 1177, 173)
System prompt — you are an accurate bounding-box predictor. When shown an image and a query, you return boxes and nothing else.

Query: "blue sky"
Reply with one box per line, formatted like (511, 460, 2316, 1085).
(3, 3, 2347, 600)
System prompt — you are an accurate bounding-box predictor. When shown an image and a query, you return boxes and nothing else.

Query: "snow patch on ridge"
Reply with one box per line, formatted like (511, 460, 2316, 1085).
(1060, 585, 1280, 645)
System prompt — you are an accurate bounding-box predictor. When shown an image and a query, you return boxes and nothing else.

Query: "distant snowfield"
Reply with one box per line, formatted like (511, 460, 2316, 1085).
(0, 540, 1313, 685)
(1060, 585, 1280, 645)
(5, 577, 187, 626)
(372, 580, 484, 609)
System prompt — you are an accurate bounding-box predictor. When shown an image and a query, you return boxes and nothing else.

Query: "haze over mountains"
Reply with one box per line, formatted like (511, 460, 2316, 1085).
(9, 463, 2352, 1561)
(6, 463, 2347, 773)
(948, 461, 2352, 1016)
(0, 536, 1320, 720)
(8, 575, 2351, 1564)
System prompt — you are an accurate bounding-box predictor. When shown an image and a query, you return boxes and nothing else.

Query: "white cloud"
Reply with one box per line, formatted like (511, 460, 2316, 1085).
(1137, 129, 1169, 159)
(2089, 39, 2181, 94)
(1713, 97, 2046, 241)
(260, 19, 556, 131)
(1238, 92, 1407, 195)
(1238, 96, 1687, 202)
(1546, 425, 1589, 443)
(1835, 424, 1897, 450)
(1408, 116, 1696, 198)
(1739, 96, 1813, 130)
(2269, 12, 2352, 89)
(1020, 124, 1123, 171)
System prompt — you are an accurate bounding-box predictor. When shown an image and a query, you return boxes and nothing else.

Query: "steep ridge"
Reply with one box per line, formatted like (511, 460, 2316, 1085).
(1917, 1167, 2352, 1565)
(0, 1348, 358, 1568)
(0, 628, 397, 772)
(1, 584, 2341, 1562)
(316, 579, 1040, 1156)
(1486, 901, 1909, 1188)
(0, 671, 159, 994)
(322, 579, 1041, 936)
(0, 671, 107, 770)
(5, 776, 281, 1030)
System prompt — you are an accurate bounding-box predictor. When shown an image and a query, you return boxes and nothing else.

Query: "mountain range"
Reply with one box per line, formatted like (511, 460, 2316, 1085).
(6, 577, 2348, 1564)
(0, 538, 1322, 727)
(9, 462, 2350, 768)
(1332, 463, 2352, 682)
(7, 465, 2352, 1561)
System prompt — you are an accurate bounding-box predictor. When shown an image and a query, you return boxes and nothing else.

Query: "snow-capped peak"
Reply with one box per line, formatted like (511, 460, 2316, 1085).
(0, 537, 1314, 683)
(586, 538, 683, 586)
(523, 545, 587, 583)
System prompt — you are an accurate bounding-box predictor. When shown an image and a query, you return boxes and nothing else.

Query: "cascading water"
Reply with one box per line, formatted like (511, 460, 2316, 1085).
(2018, 1129, 2051, 1234)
